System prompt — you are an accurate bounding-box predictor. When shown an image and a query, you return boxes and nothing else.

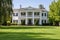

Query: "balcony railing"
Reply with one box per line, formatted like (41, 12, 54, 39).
(27, 15, 33, 17)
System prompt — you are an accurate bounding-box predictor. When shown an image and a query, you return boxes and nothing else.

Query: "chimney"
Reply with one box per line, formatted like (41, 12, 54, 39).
(39, 4, 45, 9)
(20, 5, 22, 8)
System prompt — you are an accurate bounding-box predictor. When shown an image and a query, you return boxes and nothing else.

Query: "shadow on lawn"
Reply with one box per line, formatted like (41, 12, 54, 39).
(0, 32, 59, 40)
(0, 26, 56, 29)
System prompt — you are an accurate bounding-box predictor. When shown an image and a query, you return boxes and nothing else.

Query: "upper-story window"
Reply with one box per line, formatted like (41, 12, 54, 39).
(21, 12, 26, 16)
(45, 13, 46, 16)
(13, 13, 18, 16)
(34, 12, 40, 16)
(27, 12, 32, 17)
(45, 20, 46, 23)
(42, 13, 47, 17)
(42, 13, 43, 16)
(28, 12, 32, 15)
(16, 13, 18, 16)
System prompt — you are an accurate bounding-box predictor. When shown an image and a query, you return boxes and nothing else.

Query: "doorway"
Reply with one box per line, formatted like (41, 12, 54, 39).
(28, 19, 32, 25)
(34, 19, 39, 25)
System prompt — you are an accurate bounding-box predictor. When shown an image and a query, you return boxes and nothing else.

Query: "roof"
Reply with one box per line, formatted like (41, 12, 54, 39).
(13, 6, 48, 12)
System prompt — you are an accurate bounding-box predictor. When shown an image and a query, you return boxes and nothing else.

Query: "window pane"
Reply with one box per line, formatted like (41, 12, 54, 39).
(45, 20, 46, 23)
(42, 13, 43, 16)
(13, 13, 18, 16)
(34, 12, 39, 15)
(34, 12, 36, 15)
(16, 13, 18, 16)
(21, 12, 26, 15)
(45, 13, 46, 16)
(28, 12, 32, 15)
(42, 20, 43, 23)
(37, 12, 39, 15)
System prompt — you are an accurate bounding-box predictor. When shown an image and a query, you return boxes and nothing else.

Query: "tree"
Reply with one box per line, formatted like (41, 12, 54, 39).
(0, 0, 13, 25)
(49, 0, 60, 26)
(0, 0, 3, 25)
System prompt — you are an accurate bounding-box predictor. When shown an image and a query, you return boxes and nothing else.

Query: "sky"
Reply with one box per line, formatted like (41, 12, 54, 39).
(13, 0, 53, 10)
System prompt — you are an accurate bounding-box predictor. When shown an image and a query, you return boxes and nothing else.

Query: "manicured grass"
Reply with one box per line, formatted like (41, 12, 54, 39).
(0, 26, 60, 40)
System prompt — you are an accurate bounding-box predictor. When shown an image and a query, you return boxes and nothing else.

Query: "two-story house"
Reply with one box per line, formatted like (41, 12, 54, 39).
(12, 5, 48, 25)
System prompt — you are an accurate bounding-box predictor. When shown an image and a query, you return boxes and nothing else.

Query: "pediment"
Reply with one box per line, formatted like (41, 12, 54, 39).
(24, 6, 35, 10)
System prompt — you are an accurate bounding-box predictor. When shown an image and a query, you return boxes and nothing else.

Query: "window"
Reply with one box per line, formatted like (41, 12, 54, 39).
(42, 13, 47, 16)
(16, 13, 18, 16)
(28, 12, 32, 17)
(42, 20, 43, 23)
(37, 12, 40, 15)
(44, 20, 46, 23)
(21, 12, 26, 16)
(42, 20, 46, 24)
(34, 12, 40, 16)
(13, 13, 18, 16)
(28, 12, 32, 15)
(45, 13, 46, 16)
(42, 13, 43, 16)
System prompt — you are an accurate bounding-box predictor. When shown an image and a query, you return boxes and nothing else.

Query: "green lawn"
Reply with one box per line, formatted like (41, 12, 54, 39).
(0, 26, 60, 40)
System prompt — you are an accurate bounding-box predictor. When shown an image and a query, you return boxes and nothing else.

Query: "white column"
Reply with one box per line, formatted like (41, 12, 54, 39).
(39, 12, 42, 25)
(32, 12, 34, 25)
(46, 19, 48, 23)
(12, 14, 13, 23)
(25, 11, 28, 25)
(18, 12, 20, 24)
(20, 12, 21, 24)
(18, 12, 21, 24)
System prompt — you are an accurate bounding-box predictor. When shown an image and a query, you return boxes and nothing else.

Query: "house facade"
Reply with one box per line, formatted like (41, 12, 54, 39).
(12, 5, 48, 25)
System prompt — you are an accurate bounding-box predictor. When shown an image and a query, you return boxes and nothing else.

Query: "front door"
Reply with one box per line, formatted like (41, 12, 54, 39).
(28, 19, 32, 25)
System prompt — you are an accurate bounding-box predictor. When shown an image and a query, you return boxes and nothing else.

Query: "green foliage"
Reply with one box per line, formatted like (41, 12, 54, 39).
(0, 0, 13, 25)
(49, 0, 60, 25)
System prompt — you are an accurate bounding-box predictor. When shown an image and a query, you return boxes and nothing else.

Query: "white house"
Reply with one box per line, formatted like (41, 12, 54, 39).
(12, 5, 48, 25)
